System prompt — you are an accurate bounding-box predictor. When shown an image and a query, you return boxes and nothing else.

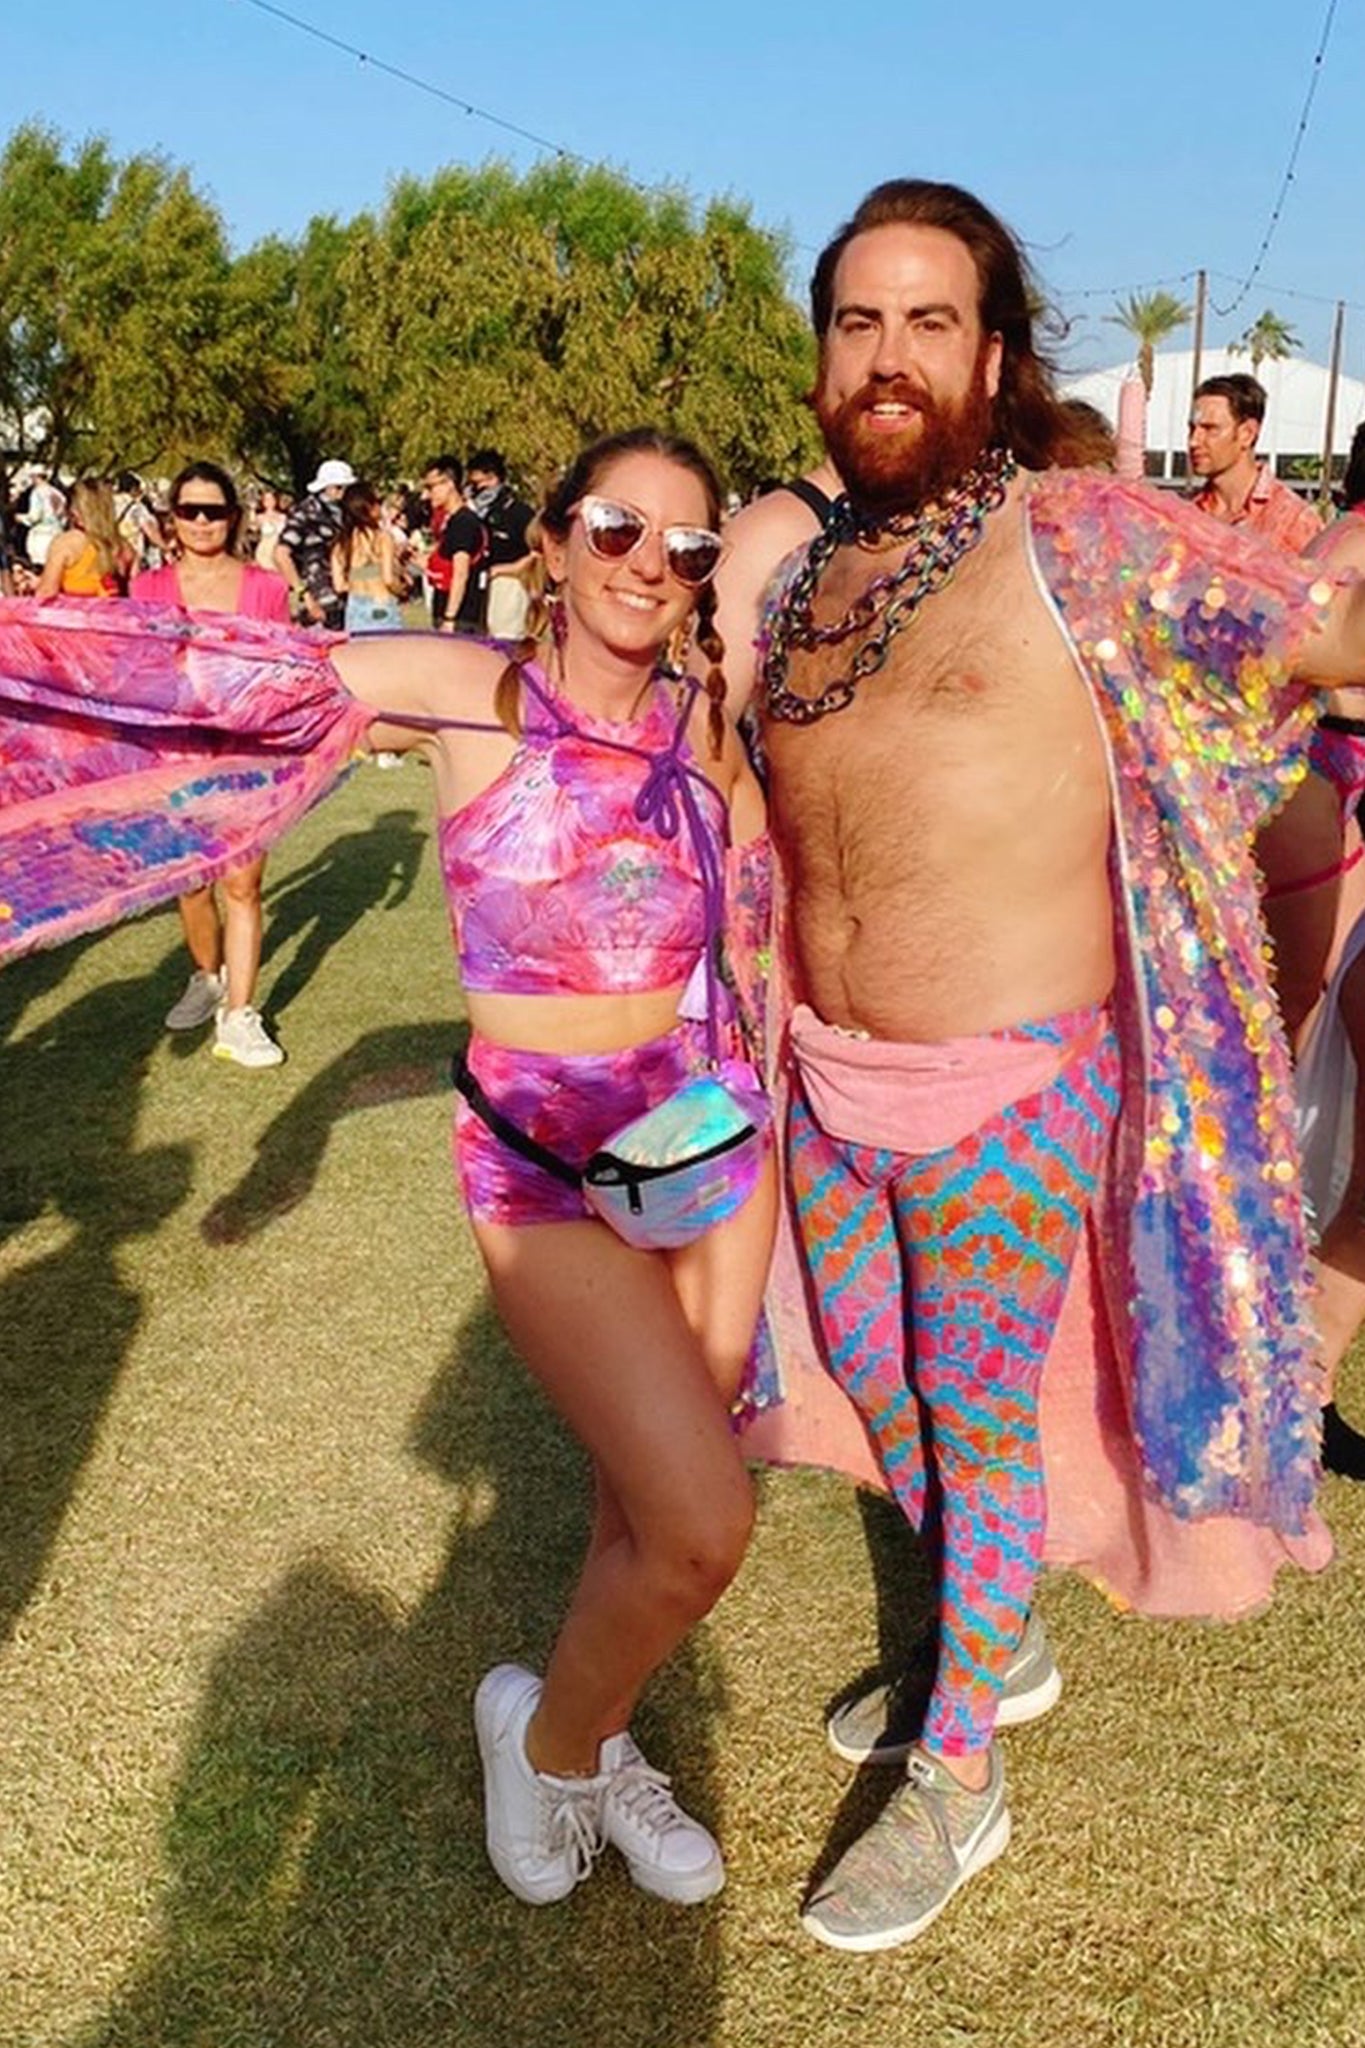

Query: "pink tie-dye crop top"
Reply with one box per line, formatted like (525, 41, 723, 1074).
(437, 662, 728, 997)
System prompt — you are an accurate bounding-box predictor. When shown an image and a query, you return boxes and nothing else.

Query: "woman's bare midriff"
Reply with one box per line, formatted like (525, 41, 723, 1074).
(467, 983, 692, 1054)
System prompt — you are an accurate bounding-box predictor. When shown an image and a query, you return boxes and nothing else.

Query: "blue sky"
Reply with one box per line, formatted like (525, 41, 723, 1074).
(4, 0, 1361, 368)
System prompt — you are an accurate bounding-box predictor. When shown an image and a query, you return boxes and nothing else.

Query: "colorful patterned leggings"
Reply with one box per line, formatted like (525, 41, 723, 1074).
(788, 1006, 1121, 1754)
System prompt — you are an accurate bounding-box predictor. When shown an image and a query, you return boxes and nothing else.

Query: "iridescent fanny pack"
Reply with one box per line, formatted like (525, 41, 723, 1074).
(582, 1059, 769, 1247)
(449, 673, 770, 1251)
(453, 1049, 770, 1250)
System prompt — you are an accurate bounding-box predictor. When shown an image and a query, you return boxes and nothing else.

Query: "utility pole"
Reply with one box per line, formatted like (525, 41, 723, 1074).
(1189, 269, 1207, 424)
(1321, 299, 1345, 509)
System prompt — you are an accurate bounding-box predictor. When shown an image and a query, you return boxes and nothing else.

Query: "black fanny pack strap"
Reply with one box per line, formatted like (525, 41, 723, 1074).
(450, 1047, 582, 1187)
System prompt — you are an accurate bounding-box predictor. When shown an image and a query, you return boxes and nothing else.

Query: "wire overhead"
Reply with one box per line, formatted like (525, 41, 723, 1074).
(233, 0, 811, 241)
(237, 0, 574, 162)
(236, 0, 1343, 320)
(1057, 272, 1198, 304)
(1208, 0, 1341, 318)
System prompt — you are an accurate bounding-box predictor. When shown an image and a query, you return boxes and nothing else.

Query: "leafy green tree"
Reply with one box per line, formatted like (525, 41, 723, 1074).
(1, 131, 820, 498)
(0, 123, 250, 473)
(0, 124, 119, 466)
(230, 214, 379, 489)
(331, 160, 820, 494)
(1107, 289, 1192, 398)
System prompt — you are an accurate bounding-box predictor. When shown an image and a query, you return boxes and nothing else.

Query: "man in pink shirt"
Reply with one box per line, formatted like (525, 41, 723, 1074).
(1189, 372, 1330, 1030)
(1187, 373, 1320, 552)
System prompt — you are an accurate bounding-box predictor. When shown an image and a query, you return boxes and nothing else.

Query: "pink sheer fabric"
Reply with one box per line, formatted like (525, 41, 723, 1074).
(0, 596, 372, 960)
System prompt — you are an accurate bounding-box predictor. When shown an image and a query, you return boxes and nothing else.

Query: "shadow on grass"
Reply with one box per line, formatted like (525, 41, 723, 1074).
(0, 951, 193, 1644)
(70, 1297, 727, 2048)
(201, 1020, 462, 1245)
(0, 926, 109, 1050)
(259, 806, 427, 1019)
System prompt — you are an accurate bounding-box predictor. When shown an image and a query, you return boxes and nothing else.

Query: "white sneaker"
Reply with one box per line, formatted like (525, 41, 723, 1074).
(474, 1665, 606, 1905)
(212, 1004, 284, 1068)
(599, 1730, 724, 1904)
(165, 968, 225, 1031)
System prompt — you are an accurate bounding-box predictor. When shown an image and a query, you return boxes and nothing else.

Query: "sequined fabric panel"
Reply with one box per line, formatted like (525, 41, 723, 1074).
(1027, 473, 1332, 1530)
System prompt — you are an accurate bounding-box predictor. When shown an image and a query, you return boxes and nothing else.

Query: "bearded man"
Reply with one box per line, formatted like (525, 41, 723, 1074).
(758, 180, 1365, 1952)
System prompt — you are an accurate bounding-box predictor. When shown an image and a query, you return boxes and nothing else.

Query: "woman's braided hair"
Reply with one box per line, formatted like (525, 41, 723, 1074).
(494, 426, 728, 756)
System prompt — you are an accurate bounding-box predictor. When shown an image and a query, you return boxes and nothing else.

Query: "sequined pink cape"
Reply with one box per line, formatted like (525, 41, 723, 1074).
(744, 471, 1335, 1619)
(0, 597, 373, 957)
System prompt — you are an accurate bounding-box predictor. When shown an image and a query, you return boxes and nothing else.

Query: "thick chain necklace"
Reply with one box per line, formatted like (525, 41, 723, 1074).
(763, 446, 1017, 725)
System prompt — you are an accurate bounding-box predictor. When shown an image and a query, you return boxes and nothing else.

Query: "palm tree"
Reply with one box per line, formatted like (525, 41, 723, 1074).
(1231, 308, 1300, 376)
(1106, 290, 1193, 397)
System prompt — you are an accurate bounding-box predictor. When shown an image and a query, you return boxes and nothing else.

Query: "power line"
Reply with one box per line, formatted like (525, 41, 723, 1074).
(1057, 268, 1365, 325)
(232, 0, 818, 249)
(1055, 272, 1199, 305)
(1208, 0, 1341, 318)
(1206, 268, 1365, 317)
(236, 0, 575, 162)
(234, 0, 1347, 319)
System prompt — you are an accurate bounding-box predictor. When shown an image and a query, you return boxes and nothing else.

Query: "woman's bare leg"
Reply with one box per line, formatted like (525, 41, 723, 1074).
(473, 1159, 774, 1775)
(176, 885, 223, 975)
(220, 855, 267, 1012)
(1257, 771, 1344, 1044)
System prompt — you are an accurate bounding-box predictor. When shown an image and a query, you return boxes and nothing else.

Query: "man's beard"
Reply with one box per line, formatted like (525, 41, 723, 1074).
(816, 362, 998, 518)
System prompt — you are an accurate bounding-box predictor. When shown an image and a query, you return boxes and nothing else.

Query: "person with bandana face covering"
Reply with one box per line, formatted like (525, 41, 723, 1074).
(466, 449, 534, 641)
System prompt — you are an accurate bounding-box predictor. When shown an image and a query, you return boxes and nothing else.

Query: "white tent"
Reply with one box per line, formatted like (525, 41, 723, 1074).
(1061, 347, 1365, 482)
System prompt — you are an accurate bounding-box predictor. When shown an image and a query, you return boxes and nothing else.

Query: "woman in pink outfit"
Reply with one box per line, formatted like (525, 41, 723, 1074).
(133, 460, 291, 1067)
(337, 427, 773, 1912)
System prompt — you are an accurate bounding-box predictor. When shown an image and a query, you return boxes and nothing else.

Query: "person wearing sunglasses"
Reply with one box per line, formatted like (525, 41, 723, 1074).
(332, 426, 773, 1911)
(131, 461, 292, 1068)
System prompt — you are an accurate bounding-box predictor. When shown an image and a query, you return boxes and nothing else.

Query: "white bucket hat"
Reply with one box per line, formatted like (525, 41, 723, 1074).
(308, 459, 357, 492)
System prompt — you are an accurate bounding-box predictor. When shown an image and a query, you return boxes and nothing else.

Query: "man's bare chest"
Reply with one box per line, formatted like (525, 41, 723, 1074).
(772, 533, 1091, 766)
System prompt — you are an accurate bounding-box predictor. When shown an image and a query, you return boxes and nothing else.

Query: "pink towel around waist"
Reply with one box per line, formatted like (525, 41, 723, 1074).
(788, 1002, 1091, 1154)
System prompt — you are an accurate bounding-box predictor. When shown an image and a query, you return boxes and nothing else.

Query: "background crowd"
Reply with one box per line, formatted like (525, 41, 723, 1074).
(0, 445, 541, 1070)
(0, 452, 538, 640)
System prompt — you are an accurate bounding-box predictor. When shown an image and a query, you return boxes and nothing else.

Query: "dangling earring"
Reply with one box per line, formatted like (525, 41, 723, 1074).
(547, 586, 568, 655)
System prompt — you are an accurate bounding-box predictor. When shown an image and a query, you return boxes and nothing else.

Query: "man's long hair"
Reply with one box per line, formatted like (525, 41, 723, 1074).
(810, 180, 1087, 471)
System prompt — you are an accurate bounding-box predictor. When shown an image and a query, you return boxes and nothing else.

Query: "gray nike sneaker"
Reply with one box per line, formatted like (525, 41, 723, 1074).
(802, 1744, 1010, 1951)
(826, 1609, 1061, 1765)
(164, 967, 225, 1031)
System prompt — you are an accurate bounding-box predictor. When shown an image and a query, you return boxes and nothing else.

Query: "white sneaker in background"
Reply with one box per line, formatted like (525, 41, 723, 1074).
(212, 1004, 284, 1068)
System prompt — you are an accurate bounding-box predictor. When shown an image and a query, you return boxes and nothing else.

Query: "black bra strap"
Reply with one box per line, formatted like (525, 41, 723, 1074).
(781, 477, 835, 523)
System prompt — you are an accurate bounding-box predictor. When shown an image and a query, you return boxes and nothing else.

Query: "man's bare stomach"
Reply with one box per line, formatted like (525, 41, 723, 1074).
(790, 860, 1116, 1041)
(769, 693, 1117, 1039)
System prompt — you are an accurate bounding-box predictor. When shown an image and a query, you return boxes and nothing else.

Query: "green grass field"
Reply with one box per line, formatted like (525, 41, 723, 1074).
(4, 761, 1364, 2048)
